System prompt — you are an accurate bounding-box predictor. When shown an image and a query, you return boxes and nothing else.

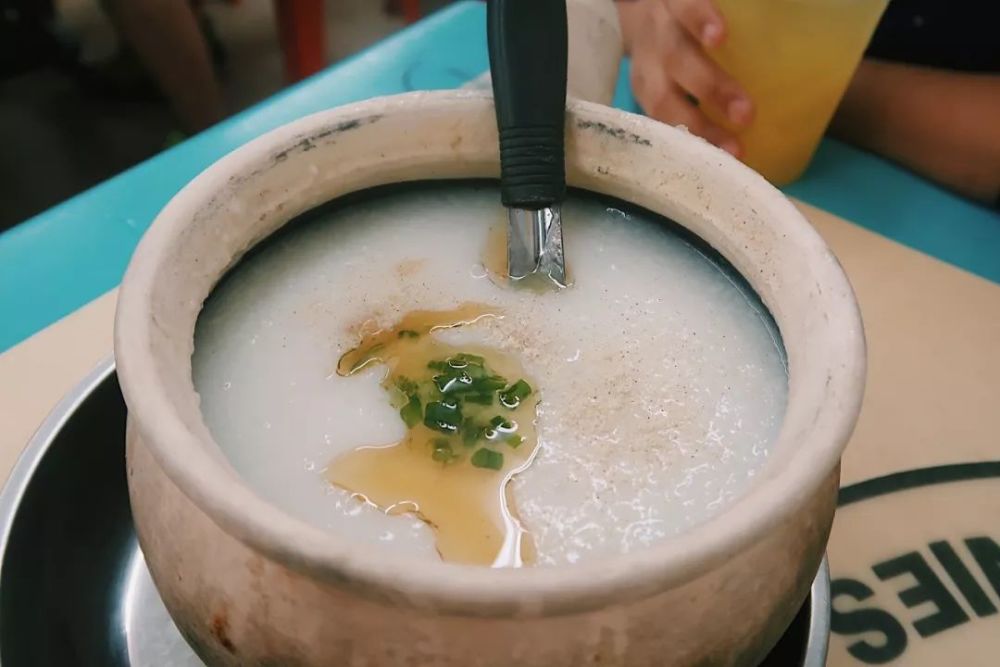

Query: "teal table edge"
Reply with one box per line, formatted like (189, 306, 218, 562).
(0, 1, 996, 354)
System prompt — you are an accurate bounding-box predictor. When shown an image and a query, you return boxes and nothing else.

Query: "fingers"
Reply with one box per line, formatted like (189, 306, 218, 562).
(661, 83, 743, 157)
(621, 0, 751, 155)
(669, 29, 753, 127)
(662, 0, 726, 47)
(630, 57, 742, 157)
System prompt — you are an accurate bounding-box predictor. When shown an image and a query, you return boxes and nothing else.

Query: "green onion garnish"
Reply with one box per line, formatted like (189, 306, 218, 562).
(477, 376, 507, 392)
(489, 415, 514, 430)
(398, 329, 420, 339)
(450, 353, 485, 367)
(394, 376, 418, 397)
(461, 420, 482, 446)
(431, 439, 457, 463)
(500, 379, 532, 408)
(424, 400, 462, 433)
(434, 371, 474, 394)
(391, 351, 533, 463)
(470, 448, 504, 470)
(399, 395, 422, 428)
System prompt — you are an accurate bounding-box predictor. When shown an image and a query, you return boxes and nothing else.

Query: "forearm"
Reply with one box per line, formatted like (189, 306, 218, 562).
(104, 0, 223, 132)
(830, 59, 1000, 204)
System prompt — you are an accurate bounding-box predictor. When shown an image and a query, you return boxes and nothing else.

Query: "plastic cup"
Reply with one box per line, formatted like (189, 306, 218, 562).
(707, 0, 889, 185)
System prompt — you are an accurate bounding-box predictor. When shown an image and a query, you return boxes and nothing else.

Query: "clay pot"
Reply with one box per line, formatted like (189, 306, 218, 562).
(115, 3, 864, 665)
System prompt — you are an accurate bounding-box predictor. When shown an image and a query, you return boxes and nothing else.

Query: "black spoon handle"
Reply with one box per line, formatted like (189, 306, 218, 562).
(487, 0, 568, 210)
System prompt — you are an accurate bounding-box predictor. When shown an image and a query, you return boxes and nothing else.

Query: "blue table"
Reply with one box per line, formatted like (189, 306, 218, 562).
(0, 1, 996, 354)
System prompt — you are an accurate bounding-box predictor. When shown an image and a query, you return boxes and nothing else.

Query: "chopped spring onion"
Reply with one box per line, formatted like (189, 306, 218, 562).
(399, 395, 422, 428)
(424, 400, 462, 433)
(431, 439, 457, 463)
(470, 448, 504, 470)
(500, 379, 532, 408)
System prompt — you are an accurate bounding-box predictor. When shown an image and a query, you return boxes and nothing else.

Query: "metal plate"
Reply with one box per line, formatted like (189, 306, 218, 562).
(0, 359, 829, 666)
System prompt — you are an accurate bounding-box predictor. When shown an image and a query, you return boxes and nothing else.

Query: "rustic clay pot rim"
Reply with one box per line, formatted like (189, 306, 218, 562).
(115, 91, 865, 617)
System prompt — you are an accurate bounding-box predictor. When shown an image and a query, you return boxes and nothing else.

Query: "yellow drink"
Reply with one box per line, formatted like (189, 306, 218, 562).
(709, 0, 888, 185)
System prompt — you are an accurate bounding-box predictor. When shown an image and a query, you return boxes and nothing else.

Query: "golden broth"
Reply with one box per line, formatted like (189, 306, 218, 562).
(327, 305, 540, 566)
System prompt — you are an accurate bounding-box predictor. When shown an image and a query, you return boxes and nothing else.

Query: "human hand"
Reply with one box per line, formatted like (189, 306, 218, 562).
(617, 0, 753, 157)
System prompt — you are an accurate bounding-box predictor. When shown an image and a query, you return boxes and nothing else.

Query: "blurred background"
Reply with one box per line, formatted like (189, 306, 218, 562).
(0, 0, 453, 232)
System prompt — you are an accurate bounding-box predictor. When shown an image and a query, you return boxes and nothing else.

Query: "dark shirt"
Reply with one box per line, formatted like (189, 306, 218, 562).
(867, 0, 1000, 72)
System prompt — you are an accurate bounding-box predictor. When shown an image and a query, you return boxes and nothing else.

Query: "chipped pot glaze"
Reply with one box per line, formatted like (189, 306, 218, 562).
(115, 6, 864, 665)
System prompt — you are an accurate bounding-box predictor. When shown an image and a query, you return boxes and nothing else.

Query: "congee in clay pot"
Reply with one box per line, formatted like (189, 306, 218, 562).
(114, 90, 865, 666)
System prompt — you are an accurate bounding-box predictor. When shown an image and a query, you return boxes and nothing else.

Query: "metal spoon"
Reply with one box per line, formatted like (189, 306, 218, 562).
(487, 0, 568, 287)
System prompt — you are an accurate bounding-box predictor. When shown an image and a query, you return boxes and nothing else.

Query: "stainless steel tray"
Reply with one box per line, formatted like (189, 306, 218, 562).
(0, 359, 830, 666)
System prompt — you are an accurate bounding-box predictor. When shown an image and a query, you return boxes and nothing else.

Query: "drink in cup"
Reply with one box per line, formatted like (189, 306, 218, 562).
(707, 0, 889, 185)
